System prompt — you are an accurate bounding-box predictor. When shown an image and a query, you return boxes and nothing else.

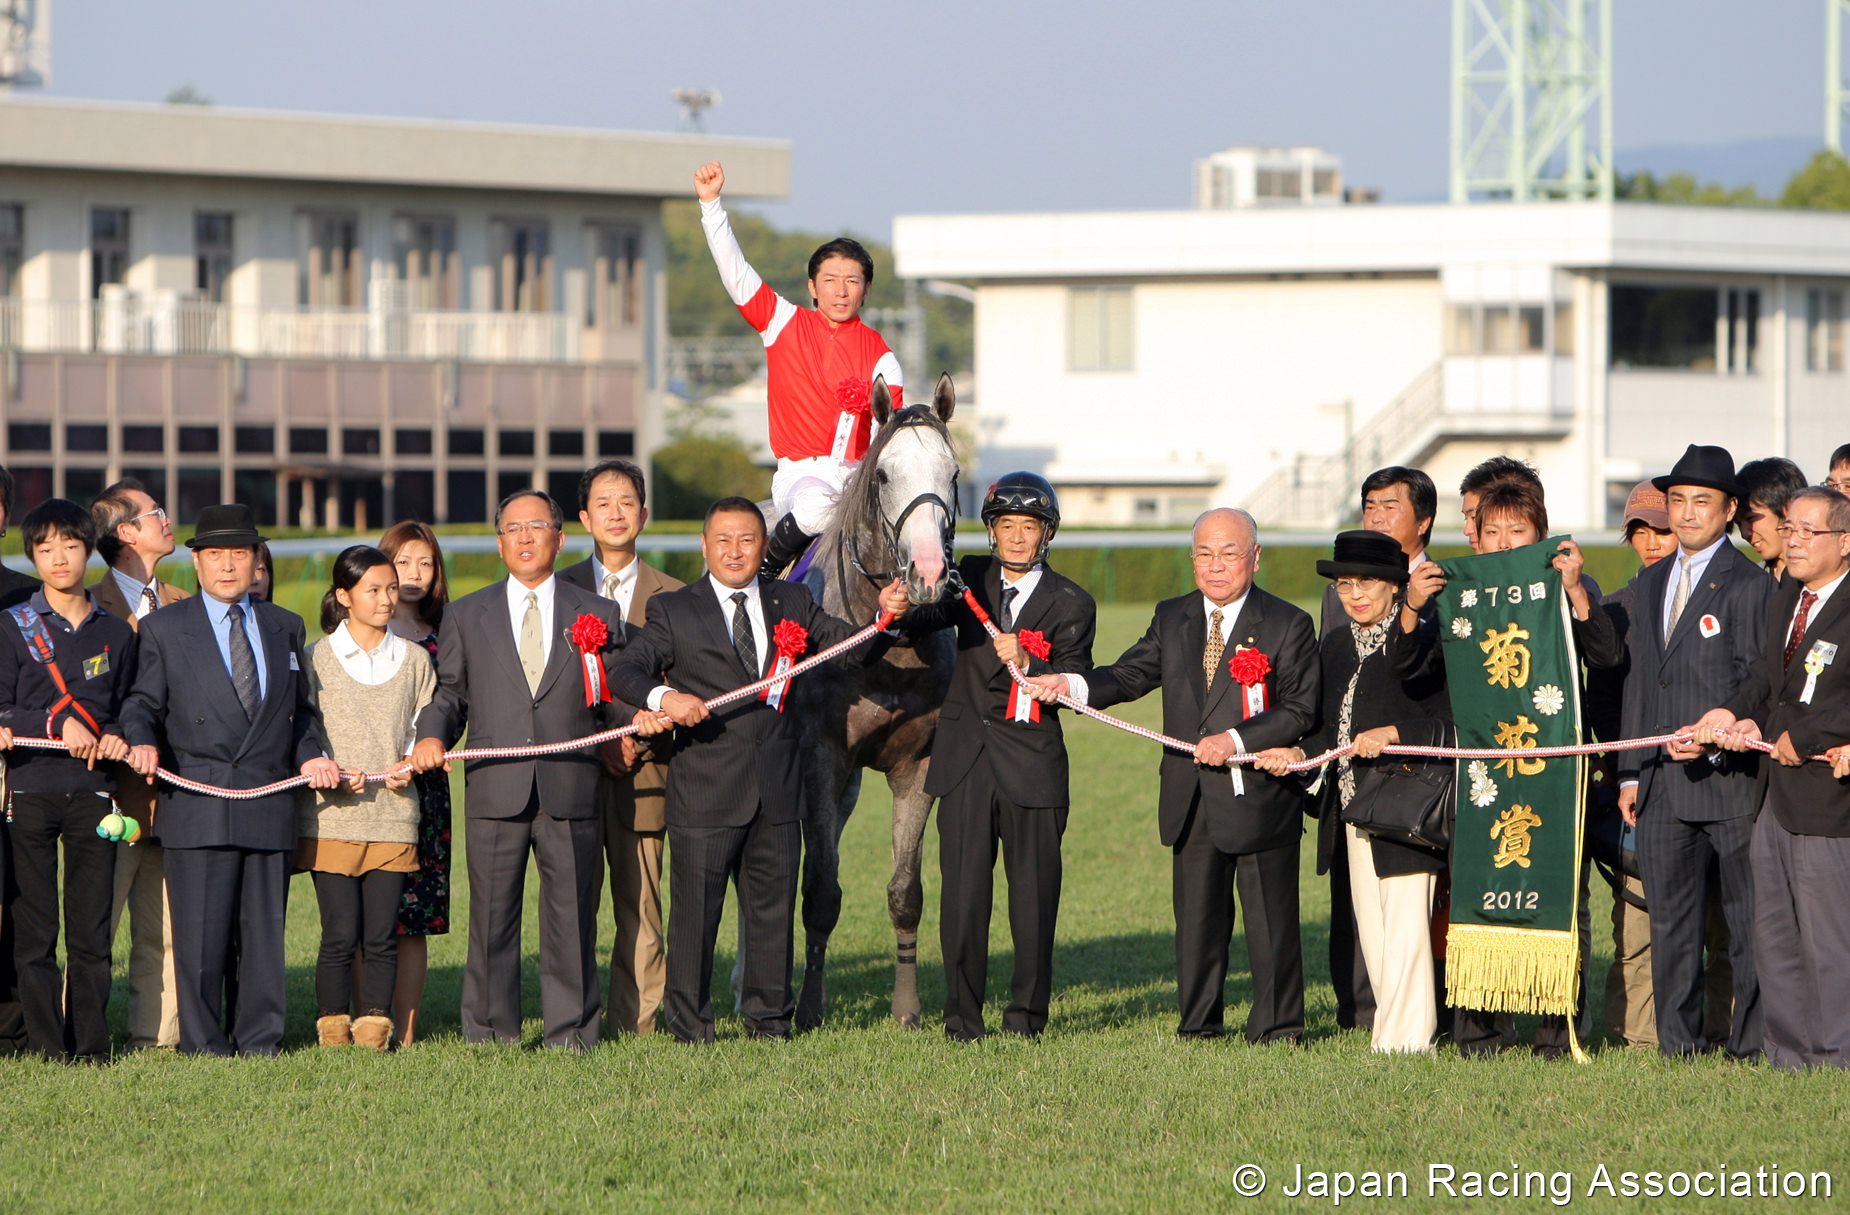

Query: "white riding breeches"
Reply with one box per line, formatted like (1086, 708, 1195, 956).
(772, 455, 858, 534)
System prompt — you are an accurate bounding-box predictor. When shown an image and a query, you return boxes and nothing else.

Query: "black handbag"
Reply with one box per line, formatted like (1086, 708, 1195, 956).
(1340, 753, 1454, 853)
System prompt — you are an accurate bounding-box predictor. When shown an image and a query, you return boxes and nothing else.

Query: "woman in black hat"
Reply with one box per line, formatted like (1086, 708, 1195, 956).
(1254, 530, 1450, 1052)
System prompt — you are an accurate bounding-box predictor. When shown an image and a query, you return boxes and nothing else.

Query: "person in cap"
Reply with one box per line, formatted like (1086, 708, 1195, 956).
(1028, 508, 1318, 1044)
(1616, 445, 1774, 1060)
(121, 504, 343, 1056)
(1256, 531, 1449, 1052)
(902, 472, 1095, 1040)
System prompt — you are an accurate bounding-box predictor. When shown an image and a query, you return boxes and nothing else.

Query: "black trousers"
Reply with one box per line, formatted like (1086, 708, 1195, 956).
(165, 844, 289, 1057)
(1172, 808, 1304, 1043)
(1636, 809, 1761, 1058)
(312, 867, 407, 1017)
(462, 793, 603, 1050)
(937, 759, 1067, 1040)
(664, 809, 800, 1043)
(7, 792, 116, 1060)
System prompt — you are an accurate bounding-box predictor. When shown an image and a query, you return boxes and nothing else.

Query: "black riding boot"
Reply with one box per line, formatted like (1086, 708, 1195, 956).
(760, 514, 816, 581)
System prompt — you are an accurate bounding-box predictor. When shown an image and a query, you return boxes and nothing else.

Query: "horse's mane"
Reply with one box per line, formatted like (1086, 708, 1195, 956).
(815, 404, 953, 614)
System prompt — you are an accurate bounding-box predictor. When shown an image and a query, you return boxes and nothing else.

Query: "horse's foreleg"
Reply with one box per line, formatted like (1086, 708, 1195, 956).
(885, 761, 934, 1029)
(796, 765, 860, 1031)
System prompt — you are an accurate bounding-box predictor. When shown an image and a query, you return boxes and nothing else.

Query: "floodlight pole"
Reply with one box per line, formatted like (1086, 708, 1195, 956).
(1831, 0, 1850, 154)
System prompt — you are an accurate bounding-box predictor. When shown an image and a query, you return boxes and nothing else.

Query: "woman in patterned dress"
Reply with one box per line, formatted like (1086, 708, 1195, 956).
(379, 521, 452, 1045)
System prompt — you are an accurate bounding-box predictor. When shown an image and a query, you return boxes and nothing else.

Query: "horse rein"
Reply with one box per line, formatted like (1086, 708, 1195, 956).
(844, 407, 959, 589)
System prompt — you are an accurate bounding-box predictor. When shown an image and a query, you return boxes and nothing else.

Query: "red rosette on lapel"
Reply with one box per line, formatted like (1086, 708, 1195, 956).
(760, 619, 809, 712)
(570, 613, 612, 707)
(1007, 629, 1055, 723)
(830, 376, 873, 460)
(1228, 647, 1271, 719)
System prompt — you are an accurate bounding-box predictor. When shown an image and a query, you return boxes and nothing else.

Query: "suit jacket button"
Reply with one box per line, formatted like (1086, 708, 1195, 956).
(195, 716, 205, 725)
(1660, 680, 1669, 688)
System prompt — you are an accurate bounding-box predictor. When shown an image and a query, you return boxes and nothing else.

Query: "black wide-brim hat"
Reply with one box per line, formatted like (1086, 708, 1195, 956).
(1652, 444, 1741, 500)
(185, 503, 267, 550)
(1316, 530, 1409, 584)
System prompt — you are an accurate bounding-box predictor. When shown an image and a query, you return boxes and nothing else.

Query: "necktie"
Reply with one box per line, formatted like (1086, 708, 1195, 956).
(140, 586, 159, 619)
(518, 590, 545, 695)
(730, 591, 759, 676)
(1666, 553, 1693, 637)
(225, 603, 261, 721)
(999, 584, 1019, 633)
(601, 572, 626, 639)
(1204, 608, 1225, 690)
(1784, 589, 1819, 669)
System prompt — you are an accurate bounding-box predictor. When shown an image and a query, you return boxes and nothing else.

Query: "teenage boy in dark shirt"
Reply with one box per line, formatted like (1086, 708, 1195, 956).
(0, 498, 138, 1061)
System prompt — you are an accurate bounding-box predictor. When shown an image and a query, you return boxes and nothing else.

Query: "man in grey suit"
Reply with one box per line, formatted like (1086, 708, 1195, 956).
(1618, 445, 1774, 1059)
(557, 458, 684, 1036)
(412, 489, 640, 1050)
(121, 504, 343, 1056)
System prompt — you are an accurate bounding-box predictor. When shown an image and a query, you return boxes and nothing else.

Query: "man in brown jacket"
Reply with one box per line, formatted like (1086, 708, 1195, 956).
(89, 478, 191, 1049)
(559, 459, 683, 1035)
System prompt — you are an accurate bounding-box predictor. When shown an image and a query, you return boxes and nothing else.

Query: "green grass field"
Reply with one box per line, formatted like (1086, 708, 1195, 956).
(2, 601, 1847, 1213)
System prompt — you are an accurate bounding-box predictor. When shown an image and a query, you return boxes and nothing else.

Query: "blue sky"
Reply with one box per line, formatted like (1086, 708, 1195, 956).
(44, 0, 1831, 236)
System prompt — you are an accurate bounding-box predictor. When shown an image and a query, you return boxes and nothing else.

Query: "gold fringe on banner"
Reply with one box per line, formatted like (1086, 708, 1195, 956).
(1444, 923, 1580, 1016)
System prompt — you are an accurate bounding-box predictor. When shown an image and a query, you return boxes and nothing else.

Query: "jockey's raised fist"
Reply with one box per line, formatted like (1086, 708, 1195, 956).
(694, 161, 725, 203)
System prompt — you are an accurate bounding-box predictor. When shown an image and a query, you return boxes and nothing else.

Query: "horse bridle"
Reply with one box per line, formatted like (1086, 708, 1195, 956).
(844, 407, 960, 587)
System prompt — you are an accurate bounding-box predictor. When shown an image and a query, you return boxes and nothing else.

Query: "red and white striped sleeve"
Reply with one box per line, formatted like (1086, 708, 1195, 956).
(700, 197, 798, 341)
(872, 350, 905, 406)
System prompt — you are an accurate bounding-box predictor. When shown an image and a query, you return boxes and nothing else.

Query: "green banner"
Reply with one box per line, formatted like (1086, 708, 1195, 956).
(1434, 540, 1585, 1018)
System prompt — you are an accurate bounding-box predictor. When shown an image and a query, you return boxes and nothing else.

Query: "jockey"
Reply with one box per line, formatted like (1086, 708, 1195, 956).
(693, 161, 905, 580)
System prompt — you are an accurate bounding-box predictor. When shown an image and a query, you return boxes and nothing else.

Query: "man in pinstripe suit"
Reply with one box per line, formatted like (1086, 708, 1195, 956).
(1618, 445, 1775, 1059)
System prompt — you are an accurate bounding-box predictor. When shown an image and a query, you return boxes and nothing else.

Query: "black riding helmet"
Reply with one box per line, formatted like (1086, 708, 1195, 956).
(981, 471, 1060, 571)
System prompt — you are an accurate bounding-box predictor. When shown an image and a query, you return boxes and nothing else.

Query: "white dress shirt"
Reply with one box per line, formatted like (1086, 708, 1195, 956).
(505, 573, 557, 667)
(593, 552, 641, 627)
(647, 575, 769, 710)
(110, 566, 161, 619)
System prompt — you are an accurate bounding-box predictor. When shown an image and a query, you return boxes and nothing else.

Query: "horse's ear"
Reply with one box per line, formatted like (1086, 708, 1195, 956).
(871, 376, 893, 426)
(932, 372, 956, 423)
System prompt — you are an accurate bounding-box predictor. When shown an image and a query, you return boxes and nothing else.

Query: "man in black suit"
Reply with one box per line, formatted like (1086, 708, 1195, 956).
(412, 489, 635, 1051)
(1029, 507, 1319, 1042)
(907, 472, 1095, 1041)
(1701, 486, 1850, 1068)
(121, 504, 343, 1056)
(1618, 444, 1774, 1059)
(610, 497, 909, 1043)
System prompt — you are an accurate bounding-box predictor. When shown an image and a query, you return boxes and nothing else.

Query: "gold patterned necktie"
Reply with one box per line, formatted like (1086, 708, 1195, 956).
(1204, 607, 1225, 690)
(1666, 553, 1693, 637)
(519, 590, 545, 694)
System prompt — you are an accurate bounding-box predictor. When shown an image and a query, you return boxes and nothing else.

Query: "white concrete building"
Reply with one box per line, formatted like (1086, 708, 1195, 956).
(892, 200, 1850, 531)
(0, 95, 787, 526)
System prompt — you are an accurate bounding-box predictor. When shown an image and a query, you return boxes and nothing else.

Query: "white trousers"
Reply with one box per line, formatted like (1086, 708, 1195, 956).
(771, 456, 856, 534)
(1346, 824, 1438, 1053)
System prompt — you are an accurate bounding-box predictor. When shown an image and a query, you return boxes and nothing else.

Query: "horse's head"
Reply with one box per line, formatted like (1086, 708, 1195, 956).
(861, 373, 959, 604)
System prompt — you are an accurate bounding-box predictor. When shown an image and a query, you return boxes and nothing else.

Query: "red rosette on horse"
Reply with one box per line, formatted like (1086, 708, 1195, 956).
(1007, 629, 1054, 723)
(760, 619, 810, 712)
(570, 613, 613, 707)
(1228, 647, 1271, 719)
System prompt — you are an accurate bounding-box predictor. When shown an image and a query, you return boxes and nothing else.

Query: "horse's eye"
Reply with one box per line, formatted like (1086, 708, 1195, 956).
(875, 467, 889, 485)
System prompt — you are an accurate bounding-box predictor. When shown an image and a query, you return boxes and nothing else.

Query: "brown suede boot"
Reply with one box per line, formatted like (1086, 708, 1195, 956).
(317, 1014, 352, 1047)
(351, 1015, 393, 1053)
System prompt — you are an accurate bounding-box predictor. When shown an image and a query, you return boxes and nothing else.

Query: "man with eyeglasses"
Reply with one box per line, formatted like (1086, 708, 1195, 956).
(88, 478, 192, 1050)
(1696, 487, 1850, 1067)
(1824, 444, 1850, 496)
(412, 489, 644, 1050)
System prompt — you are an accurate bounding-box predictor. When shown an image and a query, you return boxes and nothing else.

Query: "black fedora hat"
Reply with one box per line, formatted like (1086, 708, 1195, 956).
(1316, 530, 1409, 584)
(185, 503, 267, 550)
(1652, 444, 1741, 499)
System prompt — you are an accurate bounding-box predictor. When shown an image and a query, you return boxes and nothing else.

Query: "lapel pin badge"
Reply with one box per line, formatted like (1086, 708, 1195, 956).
(1698, 614, 1720, 639)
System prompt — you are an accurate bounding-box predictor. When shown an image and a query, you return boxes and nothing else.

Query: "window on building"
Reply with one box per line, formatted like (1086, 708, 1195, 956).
(1445, 304, 1477, 356)
(7, 466, 51, 514)
(1068, 286, 1134, 372)
(195, 212, 234, 303)
(1482, 306, 1514, 355)
(496, 471, 533, 505)
(299, 213, 361, 308)
(586, 223, 643, 328)
(1554, 301, 1576, 355)
(547, 470, 581, 509)
(1724, 288, 1759, 374)
(498, 429, 535, 458)
(1518, 305, 1546, 352)
(449, 428, 486, 457)
(395, 470, 435, 523)
(0, 204, 21, 299)
(447, 469, 487, 523)
(1255, 167, 1301, 199)
(597, 430, 635, 457)
(548, 429, 584, 458)
(288, 426, 329, 455)
(343, 428, 382, 456)
(232, 470, 276, 526)
(91, 208, 130, 299)
(393, 216, 458, 310)
(1310, 169, 1339, 198)
(235, 426, 275, 454)
(1808, 288, 1844, 372)
(122, 425, 164, 453)
(1132, 497, 1160, 523)
(121, 467, 166, 505)
(175, 467, 222, 524)
(1609, 285, 1718, 370)
(64, 468, 107, 505)
(177, 426, 219, 454)
(492, 219, 553, 312)
(7, 423, 51, 451)
(395, 428, 434, 456)
(65, 424, 108, 453)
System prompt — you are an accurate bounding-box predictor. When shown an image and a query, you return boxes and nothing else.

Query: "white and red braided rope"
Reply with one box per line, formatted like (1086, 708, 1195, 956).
(2, 611, 896, 801)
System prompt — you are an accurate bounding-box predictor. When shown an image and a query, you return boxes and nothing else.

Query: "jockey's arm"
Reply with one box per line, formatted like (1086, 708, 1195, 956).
(700, 196, 792, 335)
